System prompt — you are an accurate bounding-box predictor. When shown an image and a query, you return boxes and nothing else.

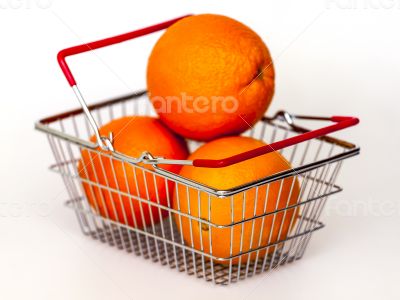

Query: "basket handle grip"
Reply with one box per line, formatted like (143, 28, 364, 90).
(56, 15, 191, 151)
(192, 115, 359, 168)
(57, 15, 190, 86)
(55, 16, 359, 168)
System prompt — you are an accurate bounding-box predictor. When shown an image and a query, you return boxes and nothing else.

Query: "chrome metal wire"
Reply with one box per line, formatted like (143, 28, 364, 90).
(37, 92, 358, 285)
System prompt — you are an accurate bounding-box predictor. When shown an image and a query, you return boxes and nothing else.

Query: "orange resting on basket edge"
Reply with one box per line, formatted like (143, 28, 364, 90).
(147, 14, 275, 141)
(77, 116, 189, 228)
(173, 136, 300, 265)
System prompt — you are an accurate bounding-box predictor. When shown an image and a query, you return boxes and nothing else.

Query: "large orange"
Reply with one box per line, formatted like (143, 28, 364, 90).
(147, 14, 275, 141)
(78, 116, 189, 228)
(173, 136, 300, 265)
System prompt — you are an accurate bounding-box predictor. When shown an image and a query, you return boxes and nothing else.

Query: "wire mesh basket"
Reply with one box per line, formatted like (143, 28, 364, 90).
(35, 16, 360, 285)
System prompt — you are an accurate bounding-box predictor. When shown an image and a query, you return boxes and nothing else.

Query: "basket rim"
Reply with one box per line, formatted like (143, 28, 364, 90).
(35, 91, 360, 197)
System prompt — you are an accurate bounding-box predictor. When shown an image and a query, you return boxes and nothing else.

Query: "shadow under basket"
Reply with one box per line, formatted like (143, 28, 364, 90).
(35, 91, 359, 285)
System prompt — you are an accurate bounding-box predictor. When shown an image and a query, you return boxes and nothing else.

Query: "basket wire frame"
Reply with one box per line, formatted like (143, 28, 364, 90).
(39, 93, 355, 285)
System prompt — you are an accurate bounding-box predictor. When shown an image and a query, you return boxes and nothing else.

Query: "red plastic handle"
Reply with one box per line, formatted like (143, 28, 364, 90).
(56, 16, 359, 169)
(192, 116, 359, 168)
(57, 15, 191, 86)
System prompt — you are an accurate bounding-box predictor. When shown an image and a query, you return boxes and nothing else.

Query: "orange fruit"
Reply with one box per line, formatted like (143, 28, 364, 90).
(147, 14, 275, 141)
(173, 136, 300, 265)
(78, 116, 189, 228)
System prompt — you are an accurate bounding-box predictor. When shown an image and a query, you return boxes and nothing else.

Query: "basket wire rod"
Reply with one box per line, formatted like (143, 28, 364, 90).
(282, 171, 312, 265)
(261, 179, 285, 272)
(245, 186, 260, 278)
(84, 149, 116, 245)
(273, 176, 299, 265)
(207, 194, 216, 283)
(286, 176, 308, 234)
(66, 145, 105, 239)
(132, 97, 138, 115)
(236, 191, 247, 280)
(71, 116, 106, 239)
(174, 184, 188, 273)
(278, 130, 289, 155)
(270, 125, 278, 144)
(90, 150, 121, 246)
(256, 124, 284, 272)
(267, 179, 288, 270)
(108, 104, 114, 122)
(122, 162, 144, 256)
(198, 190, 207, 279)
(164, 178, 179, 268)
(152, 173, 169, 265)
(297, 160, 342, 259)
(121, 99, 127, 117)
(91, 152, 121, 246)
(267, 178, 289, 271)
(142, 168, 161, 261)
(301, 140, 326, 197)
(47, 134, 89, 234)
(314, 147, 335, 200)
(108, 156, 132, 250)
(296, 194, 329, 258)
(289, 140, 325, 248)
(252, 183, 271, 275)
(296, 164, 329, 260)
(72, 85, 114, 151)
(284, 168, 316, 262)
(96, 151, 126, 248)
(228, 195, 235, 283)
(288, 143, 298, 165)
(109, 157, 134, 251)
(71, 115, 81, 141)
(314, 140, 324, 164)
(317, 157, 343, 218)
(145, 99, 151, 116)
(58, 120, 92, 231)
(186, 186, 198, 276)
(313, 161, 342, 224)
(83, 116, 92, 140)
(298, 167, 324, 231)
(258, 120, 267, 141)
(131, 167, 152, 258)
(299, 140, 312, 166)
(298, 163, 333, 258)
(292, 165, 327, 259)
(294, 144, 335, 258)
(95, 109, 103, 127)
(56, 137, 93, 235)
(249, 125, 256, 138)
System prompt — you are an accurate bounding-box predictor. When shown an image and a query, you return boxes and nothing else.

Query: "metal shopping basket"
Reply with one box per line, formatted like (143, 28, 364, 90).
(35, 16, 360, 285)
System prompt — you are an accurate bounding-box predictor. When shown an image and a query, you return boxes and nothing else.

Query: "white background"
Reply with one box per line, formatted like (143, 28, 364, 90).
(1, 0, 400, 299)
